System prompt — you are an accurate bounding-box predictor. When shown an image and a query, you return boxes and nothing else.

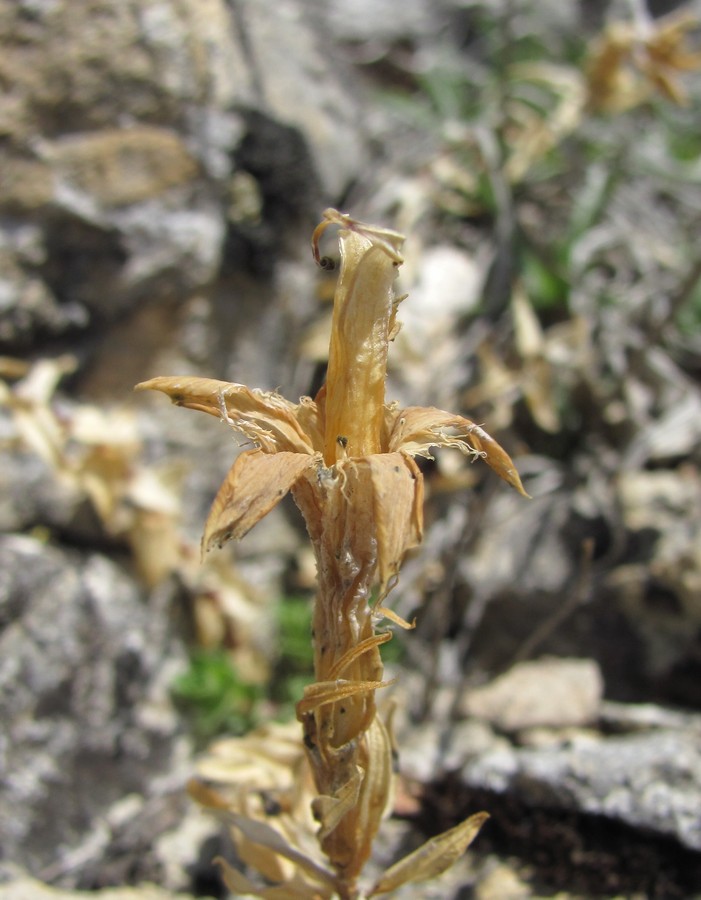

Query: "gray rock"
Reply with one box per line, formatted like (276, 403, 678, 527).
(0, 0, 370, 352)
(461, 657, 604, 732)
(309, 0, 438, 44)
(0, 534, 189, 882)
(461, 728, 701, 852)
(0, 865, 200, 900)
(0, 447, 88, 536)
(460, 487, 577, 598)
(234, 0, 367, 199)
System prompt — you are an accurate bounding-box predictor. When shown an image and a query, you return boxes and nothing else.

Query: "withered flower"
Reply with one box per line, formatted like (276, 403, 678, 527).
(137, 208, 527, 899)
(586, 8, 701, 111)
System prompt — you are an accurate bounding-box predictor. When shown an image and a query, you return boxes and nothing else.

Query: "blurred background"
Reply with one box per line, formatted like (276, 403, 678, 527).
(1, 0, 700, 897)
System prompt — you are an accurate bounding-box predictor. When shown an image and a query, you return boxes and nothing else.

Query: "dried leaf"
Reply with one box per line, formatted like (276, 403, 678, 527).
(368, 811, 489, 896)
(0, 356, 31, 379)
(215, 855, 333, 899)
(201, 722, 305, 782)
(208, 807, 338, 891)
(586, 10, 701, 111)
(187, 777, 231, 811)
(212, 858, 262, 898)
(522, 358, 560, 434)
(503, 62, 585, 184)
(202, 448, 313, 552)
(351, 715, 394, 865)
(312, 769, 361, 840)
(327, 632, 393, 680)
(373, 605, 416, 630)
(512, 285, 544, 359)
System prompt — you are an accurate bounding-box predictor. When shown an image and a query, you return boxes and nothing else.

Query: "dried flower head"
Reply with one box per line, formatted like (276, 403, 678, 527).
(136, 209, 527, 898)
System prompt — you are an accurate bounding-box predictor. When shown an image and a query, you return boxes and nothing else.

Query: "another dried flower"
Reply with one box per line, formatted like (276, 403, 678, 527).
(586, 8, 701, 111)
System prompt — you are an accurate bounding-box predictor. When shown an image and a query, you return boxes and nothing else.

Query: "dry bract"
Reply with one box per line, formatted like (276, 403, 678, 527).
(137, 208, 527, 898)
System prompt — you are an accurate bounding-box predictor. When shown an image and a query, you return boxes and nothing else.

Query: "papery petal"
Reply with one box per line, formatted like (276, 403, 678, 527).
(352, 452, 424, 598)
(319, 211, 404, 464)
(389, 406, 530, 497)
(135, 376, 316, 454)
(295, 394, 325, 452)
(203, 449, 314, 553)
(312, 208, 405, 269)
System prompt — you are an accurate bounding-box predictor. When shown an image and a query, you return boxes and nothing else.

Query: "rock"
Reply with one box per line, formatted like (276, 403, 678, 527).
(0, 446, 96, 538)
(312, 0, 438, 45)
(460, 488, 577, 599)
(0, 866, 200, 900)
(600, 699, 701, 733)
(0, 534, 191, 884)
(0, 0, 370, 353)
(0, 0, 239, 342)
(608, 466, 701, 703)
(233, 0, 367, 199)
(473, 861, 532, 900)
(39, 128, 200, 209)
(461, 658, 604, 732)
(617, 468, 701, 625)
(461, 728, 701, 852)
(393, 244, 484, 408)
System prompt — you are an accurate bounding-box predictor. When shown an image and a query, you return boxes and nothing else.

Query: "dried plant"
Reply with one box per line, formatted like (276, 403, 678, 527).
(0, 356, 270, 678)
(0, 354, 181, 585)
(585, 6, 701, 112)
(410, 6, 700, 223)
(136, 209, 527, 898)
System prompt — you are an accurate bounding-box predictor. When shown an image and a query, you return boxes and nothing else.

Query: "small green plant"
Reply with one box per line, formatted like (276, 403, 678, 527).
(270, 594, 314, 712)
(171, 649, 263, 743)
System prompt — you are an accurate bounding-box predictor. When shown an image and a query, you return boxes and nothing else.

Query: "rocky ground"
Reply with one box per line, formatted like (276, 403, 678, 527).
(1, 0, 701, 897)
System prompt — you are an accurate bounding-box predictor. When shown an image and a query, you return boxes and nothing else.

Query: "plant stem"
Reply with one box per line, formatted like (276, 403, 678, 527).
(293, 464, 389, 892)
